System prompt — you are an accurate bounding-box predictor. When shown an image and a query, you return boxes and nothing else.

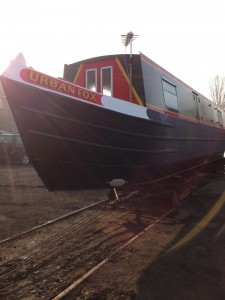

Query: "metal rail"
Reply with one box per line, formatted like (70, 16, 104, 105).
(0, 198, 109, 245)
(52, 166, 225, 299)
(52, 206, 176, 300)
(0, 160, 223, 299)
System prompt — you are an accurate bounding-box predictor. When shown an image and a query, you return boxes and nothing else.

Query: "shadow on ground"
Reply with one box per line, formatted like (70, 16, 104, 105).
(137, 186, 225, 300)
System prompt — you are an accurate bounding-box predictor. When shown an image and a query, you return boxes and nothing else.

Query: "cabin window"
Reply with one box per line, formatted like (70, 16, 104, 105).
(101, 67, 112, 96)
(162, 79, 178, 111)
(217, 110, 223, 125)
(86, 69, 97, 92)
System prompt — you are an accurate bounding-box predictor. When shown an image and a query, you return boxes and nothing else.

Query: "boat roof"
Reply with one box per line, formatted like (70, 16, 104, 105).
(64, 54, 140, 67)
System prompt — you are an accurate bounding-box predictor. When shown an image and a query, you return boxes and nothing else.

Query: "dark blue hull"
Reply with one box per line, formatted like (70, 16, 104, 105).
(2, 78, 225, 190)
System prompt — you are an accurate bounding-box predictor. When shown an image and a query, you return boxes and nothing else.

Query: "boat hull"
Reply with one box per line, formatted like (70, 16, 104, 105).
(1, 77, 225, 190)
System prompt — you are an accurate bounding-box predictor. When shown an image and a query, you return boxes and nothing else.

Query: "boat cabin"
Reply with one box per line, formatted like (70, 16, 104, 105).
(63, 54, 145, 106)
(63, 53, 224, 128)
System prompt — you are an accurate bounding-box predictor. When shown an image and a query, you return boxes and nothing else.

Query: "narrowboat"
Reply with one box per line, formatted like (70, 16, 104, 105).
(1, 51, 225, 190)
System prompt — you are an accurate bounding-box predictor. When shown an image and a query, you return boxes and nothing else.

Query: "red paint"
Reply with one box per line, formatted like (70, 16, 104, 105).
(20, 69, 102, 105)
(74, 58, 140, 105)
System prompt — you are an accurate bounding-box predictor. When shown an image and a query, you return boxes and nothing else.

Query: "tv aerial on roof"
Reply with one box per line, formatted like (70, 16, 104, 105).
(121, 31, 139, 47)
(121, 31, 138, 59)
(121, 32, 139, 102)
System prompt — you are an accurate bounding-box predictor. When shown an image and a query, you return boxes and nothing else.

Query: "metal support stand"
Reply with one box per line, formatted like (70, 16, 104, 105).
(107, 179, 126, 209)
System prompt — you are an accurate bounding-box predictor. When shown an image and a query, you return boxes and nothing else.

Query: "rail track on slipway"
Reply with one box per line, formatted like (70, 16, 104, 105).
(0, 189, 177, 300)
(0, 159, 224, 299)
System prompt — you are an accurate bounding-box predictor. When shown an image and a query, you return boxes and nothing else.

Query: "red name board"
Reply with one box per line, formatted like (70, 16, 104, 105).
(20, 69, 102, 105)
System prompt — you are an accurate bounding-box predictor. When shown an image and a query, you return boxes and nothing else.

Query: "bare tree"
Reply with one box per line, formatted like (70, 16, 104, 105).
(209, 74, 225, 108)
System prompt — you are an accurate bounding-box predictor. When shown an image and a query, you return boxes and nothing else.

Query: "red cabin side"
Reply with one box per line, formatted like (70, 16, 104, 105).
(64, 56, 144, 106)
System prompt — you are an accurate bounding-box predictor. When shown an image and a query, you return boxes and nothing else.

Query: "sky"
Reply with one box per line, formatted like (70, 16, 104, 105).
(1, 0, 225, 99)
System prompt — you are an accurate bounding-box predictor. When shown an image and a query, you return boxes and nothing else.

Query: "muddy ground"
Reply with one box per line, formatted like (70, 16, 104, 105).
(0, 164, 108, 240)
(1, 164, 225, 299)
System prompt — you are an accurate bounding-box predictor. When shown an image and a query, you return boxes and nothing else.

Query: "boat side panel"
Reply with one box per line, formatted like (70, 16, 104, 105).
(140, 55, 220, 126)
(2, 78, 225, 190)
